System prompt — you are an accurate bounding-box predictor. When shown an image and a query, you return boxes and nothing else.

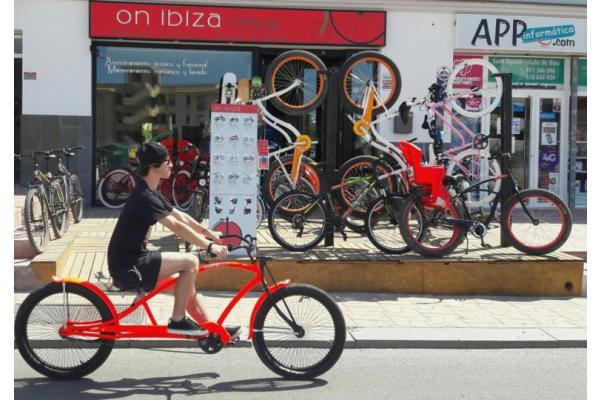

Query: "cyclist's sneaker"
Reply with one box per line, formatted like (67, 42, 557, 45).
(225, 326, 242, 341)
(167, 317, 208, 336)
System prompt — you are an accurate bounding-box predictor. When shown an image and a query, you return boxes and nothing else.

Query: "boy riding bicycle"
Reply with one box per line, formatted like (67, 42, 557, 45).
(107, 142, 240, 338)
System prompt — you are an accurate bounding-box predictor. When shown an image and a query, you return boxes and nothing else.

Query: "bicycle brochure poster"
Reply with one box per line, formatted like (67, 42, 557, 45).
(209, 103, 258, 255)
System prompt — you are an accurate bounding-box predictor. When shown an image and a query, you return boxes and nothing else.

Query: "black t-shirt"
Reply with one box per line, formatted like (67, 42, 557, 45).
(107, 179, 173, 272)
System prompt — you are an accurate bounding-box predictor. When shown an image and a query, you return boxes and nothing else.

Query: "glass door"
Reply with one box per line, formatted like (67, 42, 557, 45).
(536, 97, 563, 196)
(489, 95, 531, 190)
(575, 96, 587, 207)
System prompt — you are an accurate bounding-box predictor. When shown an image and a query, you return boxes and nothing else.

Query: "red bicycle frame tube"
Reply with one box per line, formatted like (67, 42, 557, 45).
(56, 260, 291, 344)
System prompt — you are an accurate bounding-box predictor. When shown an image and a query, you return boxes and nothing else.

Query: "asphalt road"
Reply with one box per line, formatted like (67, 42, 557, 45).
(14, 348, 585, 400)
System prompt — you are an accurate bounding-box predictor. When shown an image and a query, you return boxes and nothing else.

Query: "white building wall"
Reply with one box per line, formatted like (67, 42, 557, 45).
(382, 12, 455, 143)
(15, 0, 91, 116)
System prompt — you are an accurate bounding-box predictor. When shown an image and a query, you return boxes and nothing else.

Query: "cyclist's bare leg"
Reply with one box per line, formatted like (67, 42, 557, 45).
(157, 252, 210, 322)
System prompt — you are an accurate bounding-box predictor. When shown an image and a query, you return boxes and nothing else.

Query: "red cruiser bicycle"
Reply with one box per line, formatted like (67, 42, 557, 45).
(14, 235, 346, 380)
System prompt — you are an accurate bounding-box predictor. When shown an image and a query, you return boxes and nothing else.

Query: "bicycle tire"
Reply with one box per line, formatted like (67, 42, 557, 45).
(252, 284, 346, 379)
(171, 170, 194, 210)
(49, 179, 69, 238)
(256, 196, 266, 228)
(446, 58, 503, 118)
(339, 51, 401, 114)
(265, 50, 328, 115)
(500, 189, 572, 255)
(446, 149, 501, 209)
(333, 155, 398, 213)
(70, 175, 84, 223)
(189, 190, 208, 223)
(268, 190, 327, 251)
(97, 168, 135, 209)
(262, 154, 323, 209)
(14, 282, 115, 379)
(399, 190, 466, 258)
(365, 193, 413, 254)
(24, 186, 49, 254)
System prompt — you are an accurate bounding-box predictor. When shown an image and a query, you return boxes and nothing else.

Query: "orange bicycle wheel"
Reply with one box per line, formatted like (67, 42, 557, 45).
(265, 50, 328, 115)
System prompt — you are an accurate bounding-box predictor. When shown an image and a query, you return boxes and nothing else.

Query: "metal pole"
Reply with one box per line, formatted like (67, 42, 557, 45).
(568, 57, 578, 210)
(497, 72, 513, 247)
(323, 68, 339, 247)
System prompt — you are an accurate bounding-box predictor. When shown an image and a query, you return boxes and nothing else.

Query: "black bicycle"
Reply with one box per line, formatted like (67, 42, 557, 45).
(17, 152, 70, 253)
(267, 157, 417, 252)
(398, 153, 573, 258)
(50, 147, 84, 223)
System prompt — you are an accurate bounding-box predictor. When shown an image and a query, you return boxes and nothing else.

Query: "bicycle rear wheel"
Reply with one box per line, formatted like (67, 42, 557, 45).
(265, 50, 328, 115)
(365, 193, 414, 254)
(70, 175, 84, 223)
(49, 180, 69, 238)
(262, 154, 322, 208)
(268, 190, 326, 251)
(339, 51, 401, 114)
(97, 168, 135, 209)
(501, 189, 572, 255)
(446, 58, 502, 118)
(24, 186, 49, 254)
(252, 284, 346, 379)
(399, 191, 466, 258)
(446, 149, 501, 209)
(14, 282, 115, 379)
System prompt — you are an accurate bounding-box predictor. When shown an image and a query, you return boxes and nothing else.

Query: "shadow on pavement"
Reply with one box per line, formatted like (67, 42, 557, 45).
(14, 373, 326, 399)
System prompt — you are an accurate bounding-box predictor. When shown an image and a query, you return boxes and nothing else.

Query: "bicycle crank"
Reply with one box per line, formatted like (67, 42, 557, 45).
(198, 334, 223, 354)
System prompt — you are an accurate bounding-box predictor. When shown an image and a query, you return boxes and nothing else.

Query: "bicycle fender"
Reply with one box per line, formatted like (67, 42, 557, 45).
(51, 276, 119, 320)
(247, 279, 291, 340)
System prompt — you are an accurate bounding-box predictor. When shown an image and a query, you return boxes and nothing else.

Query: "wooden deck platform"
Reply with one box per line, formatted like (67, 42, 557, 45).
(27, 207, 584, 296)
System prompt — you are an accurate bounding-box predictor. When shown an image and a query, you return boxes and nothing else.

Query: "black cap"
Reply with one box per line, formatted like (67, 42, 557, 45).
(137, 142, 168, 169)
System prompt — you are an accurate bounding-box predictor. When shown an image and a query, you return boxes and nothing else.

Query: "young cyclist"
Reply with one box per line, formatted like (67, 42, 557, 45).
(107, 142, 240, 338)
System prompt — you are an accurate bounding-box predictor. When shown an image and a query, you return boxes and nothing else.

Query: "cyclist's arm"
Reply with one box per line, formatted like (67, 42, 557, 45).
(170, 208, 207, 234)
(158, 214, 211, 249)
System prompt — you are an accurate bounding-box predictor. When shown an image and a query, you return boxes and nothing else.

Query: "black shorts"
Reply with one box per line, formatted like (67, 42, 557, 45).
(108, 251, 162, 292)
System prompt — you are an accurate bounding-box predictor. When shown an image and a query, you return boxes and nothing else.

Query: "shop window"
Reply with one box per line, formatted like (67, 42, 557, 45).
(94, 46, 252, 174)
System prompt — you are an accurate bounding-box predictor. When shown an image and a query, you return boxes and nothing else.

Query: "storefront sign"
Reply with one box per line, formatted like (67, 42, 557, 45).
(488, 57, 564, 89)
(456, 14, 586, 54)
(90, 1, 386, 47)
(451, 55, 483, 89)
(539, 147, 559, 171)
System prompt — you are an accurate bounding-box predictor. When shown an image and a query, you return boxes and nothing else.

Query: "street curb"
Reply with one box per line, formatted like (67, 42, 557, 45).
(13, 336, 586, 350)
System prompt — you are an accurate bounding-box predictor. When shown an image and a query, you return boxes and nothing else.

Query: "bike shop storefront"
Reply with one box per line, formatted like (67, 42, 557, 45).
(89, 1, 387, 204)
(454, 14, 586, 207)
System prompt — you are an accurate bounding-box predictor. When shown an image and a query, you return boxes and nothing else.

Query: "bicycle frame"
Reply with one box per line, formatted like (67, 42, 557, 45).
(251, 82, 319, 191)
(55, 258, 291, 344)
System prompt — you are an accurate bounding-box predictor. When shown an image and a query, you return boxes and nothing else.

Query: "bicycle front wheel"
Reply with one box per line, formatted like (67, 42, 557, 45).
(14, 282, 115, 379)
(501, 189, 572, 255)
(252, 284, 346, 379)
(339, 51, 401, 114)
(265, 50, 328, 115)
(446, 58, 502, 118)
(24, 186, 49, 254)
(97, 168, 135, 209)
(70, 175, 84, 223)
(365, 193, 414, 254)
(268, 190, 326, 251)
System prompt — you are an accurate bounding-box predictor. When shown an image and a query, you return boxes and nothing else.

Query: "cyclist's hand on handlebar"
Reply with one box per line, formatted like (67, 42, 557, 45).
(210, 243, 228, 258)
